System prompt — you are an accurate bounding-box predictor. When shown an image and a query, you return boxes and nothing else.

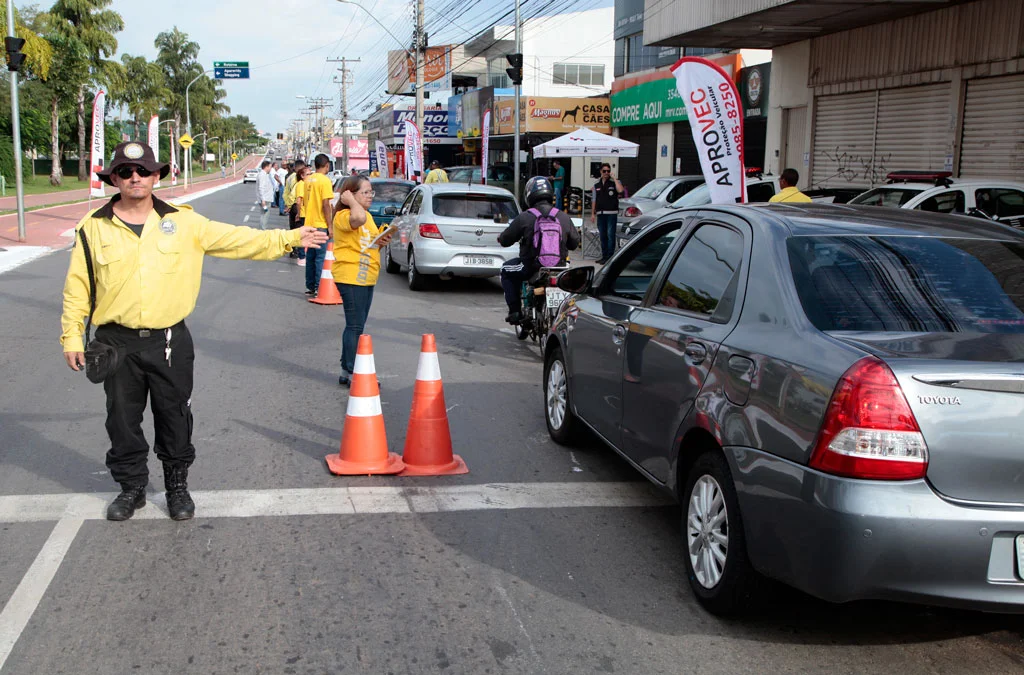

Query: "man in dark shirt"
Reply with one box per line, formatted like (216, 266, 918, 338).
(497, 176, 580, 324)
(591, 163, 625, 263)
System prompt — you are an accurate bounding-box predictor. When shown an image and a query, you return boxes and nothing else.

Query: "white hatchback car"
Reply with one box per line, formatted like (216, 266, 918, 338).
(849, 172, 1024, 228)
(243, 168, 259, 184)
(383, 183, 521, 291)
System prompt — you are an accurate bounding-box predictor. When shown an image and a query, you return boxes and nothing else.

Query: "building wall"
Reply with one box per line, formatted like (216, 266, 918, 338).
(521, 8, 615, 97)
(643, 0, 788, 44)
(764, 40, 810, 177)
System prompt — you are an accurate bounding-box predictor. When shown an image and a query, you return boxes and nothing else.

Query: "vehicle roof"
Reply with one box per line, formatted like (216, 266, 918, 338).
(370, 178, 415, 186)
(688, 203, 1024, 240)
(420, 182, 515, 197)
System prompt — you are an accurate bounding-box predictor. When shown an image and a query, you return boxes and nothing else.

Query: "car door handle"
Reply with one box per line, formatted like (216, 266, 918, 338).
(612, 324, 627, 344)
(685, 342, 708, 363)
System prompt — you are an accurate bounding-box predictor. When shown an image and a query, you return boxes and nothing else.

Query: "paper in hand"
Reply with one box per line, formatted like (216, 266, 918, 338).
(361, 225, 392, 252)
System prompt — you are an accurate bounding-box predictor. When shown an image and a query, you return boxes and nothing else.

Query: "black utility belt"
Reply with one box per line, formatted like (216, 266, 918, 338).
(96, 321, 185, 340)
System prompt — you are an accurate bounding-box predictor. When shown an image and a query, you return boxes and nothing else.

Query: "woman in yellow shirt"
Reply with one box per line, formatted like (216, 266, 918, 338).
(333, 175, 392, 386)
(292, 164, 310, 266)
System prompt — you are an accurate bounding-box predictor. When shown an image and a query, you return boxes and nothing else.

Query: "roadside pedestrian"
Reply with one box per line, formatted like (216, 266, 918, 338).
(332, 175, 392, 386)
(304, 154, 336, 295)
(424, 160, 449, 183)
(276, 163, 288, 215)
(59, 141, 328, 522)
(284, 160, 303, 259)
(590, 163, 624, 264)
(256, 160, 275, 230)
(220, 164, 226, 179)
(293, 163, 310, 266)
(550, 159, 565, 209)
(769, 168, 813, 203)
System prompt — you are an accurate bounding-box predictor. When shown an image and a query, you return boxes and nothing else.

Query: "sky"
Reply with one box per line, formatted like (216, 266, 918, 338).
(18, 0, 614, 136)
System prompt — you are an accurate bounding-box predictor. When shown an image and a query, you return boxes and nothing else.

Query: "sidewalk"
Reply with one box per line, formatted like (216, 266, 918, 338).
(0, 154, 261, 250)
(0, 154, 261, 213)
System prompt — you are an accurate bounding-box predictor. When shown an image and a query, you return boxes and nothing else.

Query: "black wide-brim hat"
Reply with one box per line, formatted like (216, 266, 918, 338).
(97, 141, 171, 186)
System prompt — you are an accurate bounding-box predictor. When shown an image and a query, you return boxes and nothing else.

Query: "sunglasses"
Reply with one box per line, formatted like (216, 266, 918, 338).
(114, 165, 154, 179)
(601, 169, 610, 174)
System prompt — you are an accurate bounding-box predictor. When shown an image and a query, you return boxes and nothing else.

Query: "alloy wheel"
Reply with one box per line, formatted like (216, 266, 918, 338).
(546, 359, 567, 430)
(687, 475, 729, 589)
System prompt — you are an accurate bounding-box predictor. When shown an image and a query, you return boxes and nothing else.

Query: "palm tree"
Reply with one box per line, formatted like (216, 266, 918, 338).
(49, 0, 124, 181)
(39, 30, 89, 185)
(111, 55, 168, 140)
(154, 28, 201, 140)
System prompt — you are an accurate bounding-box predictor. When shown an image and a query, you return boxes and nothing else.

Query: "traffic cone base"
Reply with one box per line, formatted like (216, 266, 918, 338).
(310, 243, 343, 305)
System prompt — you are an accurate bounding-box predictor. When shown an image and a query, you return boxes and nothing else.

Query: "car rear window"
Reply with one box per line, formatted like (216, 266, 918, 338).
(788, 236, 1024, 333)
(432, 194, 518, 219)
(372, 183, 412, 203)
(849, 187, 925, 207)
(633, 179, 675, 200)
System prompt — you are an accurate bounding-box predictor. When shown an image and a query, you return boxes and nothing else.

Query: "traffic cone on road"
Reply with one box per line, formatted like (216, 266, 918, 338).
(399, 334, 468, 476)
(309, 243, 343, 305)
(325, 335, 405, 475)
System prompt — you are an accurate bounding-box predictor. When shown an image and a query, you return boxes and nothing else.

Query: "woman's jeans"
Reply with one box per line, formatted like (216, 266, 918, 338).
(336, 283, 376, 374)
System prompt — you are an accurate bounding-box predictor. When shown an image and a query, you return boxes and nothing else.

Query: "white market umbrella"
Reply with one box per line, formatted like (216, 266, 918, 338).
(532, 127, 639, 158)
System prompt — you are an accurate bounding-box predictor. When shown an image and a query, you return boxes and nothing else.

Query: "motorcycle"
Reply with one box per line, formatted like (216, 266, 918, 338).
(514, 266, 571, 343)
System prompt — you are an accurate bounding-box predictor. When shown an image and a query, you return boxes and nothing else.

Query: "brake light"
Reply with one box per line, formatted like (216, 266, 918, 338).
(419, 223, 442, 239)
(623, 206, 641, 218)
(549, 276, 558, 286)
(809, 357, 928, 480)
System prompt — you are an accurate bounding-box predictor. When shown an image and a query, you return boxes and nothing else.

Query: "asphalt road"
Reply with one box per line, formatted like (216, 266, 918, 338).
(0, 184, 1022, 674)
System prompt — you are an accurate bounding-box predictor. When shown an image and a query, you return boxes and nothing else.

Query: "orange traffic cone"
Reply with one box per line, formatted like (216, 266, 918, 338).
(309, 242, 343, 305)
(325, 335, 405, 475)
(399, 334, 468, 476)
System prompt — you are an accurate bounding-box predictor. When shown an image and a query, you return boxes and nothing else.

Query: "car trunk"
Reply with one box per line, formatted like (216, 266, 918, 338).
(836, 333, 1024, 504)
(431, 194, 518, 248)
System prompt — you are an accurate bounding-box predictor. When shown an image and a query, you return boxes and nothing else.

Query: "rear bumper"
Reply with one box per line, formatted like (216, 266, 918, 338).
(725, 447, 1024, 612)
(411, 239, 510, 278)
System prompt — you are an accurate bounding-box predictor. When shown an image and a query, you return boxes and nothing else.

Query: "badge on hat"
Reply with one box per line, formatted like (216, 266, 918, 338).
(159, 218, 176, 235)
(124, 143, 145, 160)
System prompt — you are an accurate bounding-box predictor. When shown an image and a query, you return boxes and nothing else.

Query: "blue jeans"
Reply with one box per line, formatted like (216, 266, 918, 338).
(596, 213, 617, 261)
(553, 186, 563, 210)
(276, 187, 286, 215)
(336, 283, 375, 374)
(305, 237, 327, 292)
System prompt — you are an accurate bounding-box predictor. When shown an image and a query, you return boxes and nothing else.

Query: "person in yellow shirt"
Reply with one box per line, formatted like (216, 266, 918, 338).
(303, 154, 337, 294)
(284, 160, 303, 260)
(769, 168, 813, 203)
(424, 160, 449, 184)
(293, 164, 310, 266)
(332, 175, 393, 386)
(60, 142, 328, 521)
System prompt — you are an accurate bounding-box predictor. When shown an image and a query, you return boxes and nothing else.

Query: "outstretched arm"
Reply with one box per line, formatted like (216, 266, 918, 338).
(198, 217, 326, 259)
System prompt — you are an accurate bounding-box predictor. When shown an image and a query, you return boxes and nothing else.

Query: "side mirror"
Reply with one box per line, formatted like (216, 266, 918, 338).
(557, 266, 594, 294)
(384, 206, 399, 216)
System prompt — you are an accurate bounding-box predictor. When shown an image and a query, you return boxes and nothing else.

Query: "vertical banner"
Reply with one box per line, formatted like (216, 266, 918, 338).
(147, 116, 160, 188)
(170, 125, 178, 186)
(375, 140, 389, 178)
(404, 122, 422, 183)
(89, 90, 106, 198)
(670, 57, 746, 204)
(481, 109, 491, 185)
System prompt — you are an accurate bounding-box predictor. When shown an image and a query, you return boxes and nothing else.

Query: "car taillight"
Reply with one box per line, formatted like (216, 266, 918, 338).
(623, 206, 641, 218)
(809, 357, 928, 480)
(419, 223, 442, 239)
(549, 276, 558, 286)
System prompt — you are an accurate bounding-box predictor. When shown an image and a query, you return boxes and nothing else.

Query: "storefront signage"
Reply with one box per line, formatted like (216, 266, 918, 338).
(611, 75, 688, 127)
(387, 46, 452, 95)
(738, 63, 771, 120)
(522, 97, 611, 134)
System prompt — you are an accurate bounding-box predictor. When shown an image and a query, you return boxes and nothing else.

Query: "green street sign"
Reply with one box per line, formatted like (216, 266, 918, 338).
(611, 76, 688, 127)
(213, 61, 249, 68)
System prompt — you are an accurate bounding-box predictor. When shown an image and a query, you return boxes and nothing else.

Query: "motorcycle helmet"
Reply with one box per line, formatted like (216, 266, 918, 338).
(523, 175, 554, 208)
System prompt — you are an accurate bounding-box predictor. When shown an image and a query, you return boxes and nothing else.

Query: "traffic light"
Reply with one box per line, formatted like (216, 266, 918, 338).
(5, 36, 26, 73)
(505, 53, 523, 86)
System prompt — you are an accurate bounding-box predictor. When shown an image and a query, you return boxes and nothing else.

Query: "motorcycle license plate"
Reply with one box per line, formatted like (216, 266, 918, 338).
(463, 255, 494, 266)
(546, 288, 569, 308)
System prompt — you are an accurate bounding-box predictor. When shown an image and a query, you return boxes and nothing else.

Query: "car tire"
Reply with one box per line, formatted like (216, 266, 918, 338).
(681, 451, 757, 616)
(544, 345, 582, 445)
(407, 248, 429, 291)
(383, 244, 400, 274)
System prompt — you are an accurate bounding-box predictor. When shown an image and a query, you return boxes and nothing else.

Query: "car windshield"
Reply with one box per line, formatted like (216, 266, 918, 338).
(433, 194, 518, 219)
(633, 179, 675, 200)
(849, 187, 926, 207)
(788, 235, 1024, 333)
(448, 168, 479, 183)
(372, 182, 413, 203)
(673, 183, 712, 207)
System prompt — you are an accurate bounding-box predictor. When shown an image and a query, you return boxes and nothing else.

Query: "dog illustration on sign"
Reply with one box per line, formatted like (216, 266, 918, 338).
(562, 106, 581, 123)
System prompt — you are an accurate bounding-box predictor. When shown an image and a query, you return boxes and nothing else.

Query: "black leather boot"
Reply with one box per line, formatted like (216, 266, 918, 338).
(164, 464, 195, 521)
(106, 484, 147, 521)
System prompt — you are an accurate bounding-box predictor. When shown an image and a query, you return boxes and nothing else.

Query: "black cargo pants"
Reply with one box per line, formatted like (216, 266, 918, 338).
(95, 321, 195, 488)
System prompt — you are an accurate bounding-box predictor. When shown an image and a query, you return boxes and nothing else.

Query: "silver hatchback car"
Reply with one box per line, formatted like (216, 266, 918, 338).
(545, 203, 1024, 615)
(383, 183, 520, 290)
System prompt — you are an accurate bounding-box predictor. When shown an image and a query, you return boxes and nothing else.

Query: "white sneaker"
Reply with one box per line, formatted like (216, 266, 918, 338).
(297, 258, 306, 266)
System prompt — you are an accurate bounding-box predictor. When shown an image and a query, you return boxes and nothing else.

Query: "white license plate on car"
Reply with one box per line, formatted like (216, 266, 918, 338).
(546, 288, 569, 308)
(462, 255, 494, 266)
(1017, 535, 1024, 579)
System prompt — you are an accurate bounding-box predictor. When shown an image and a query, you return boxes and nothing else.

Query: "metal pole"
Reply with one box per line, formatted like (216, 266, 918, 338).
(415, 0, 424, 180)
(513, 0, 521, 204)
(7, 0, 26, 241)
(184, 69, 212, 191)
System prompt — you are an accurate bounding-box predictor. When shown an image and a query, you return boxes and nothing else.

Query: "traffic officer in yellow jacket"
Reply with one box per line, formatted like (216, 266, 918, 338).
(60, 141, 328, 522)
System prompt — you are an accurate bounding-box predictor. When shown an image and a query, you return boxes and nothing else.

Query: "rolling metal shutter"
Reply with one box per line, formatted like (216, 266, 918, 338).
(617, 125, 658, 195)
(811, 91, 877, 189)
(672, 121, 701, 176)
(960, 74, 1024, 180)
(875, 84, 950, 180)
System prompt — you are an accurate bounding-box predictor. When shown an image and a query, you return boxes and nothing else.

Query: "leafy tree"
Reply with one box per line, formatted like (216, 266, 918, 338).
(110, 54, 167, 140)
(154, 27, 201, 136)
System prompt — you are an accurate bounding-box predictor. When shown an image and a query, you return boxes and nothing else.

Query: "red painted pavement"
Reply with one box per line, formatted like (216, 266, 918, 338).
(0, 155, 262, 249)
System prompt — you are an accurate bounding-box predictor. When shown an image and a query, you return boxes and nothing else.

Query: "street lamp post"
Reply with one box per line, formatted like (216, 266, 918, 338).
(184, 69, 214, 190)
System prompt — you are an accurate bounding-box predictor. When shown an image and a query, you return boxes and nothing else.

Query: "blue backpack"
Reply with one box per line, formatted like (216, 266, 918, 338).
(529, 207, 562, 267)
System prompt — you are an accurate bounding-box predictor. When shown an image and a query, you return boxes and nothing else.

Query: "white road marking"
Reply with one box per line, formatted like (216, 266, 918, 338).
(0, 482, 670, 524)
(243, 215, 250, 223)
(0, 517, 83, 672)
(495, 580, 545, 672)
(0, 246, 51, 276)
(249, 206, 255, 212)
(569, 452, 584, 473)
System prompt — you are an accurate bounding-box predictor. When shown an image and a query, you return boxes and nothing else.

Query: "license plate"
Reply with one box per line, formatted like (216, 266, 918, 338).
(1017, 535, 1024, 579)
(546, 288, 569, 308)
(462, 255, 494, 266)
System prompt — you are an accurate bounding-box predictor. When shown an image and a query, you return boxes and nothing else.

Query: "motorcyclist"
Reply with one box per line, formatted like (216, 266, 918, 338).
(497, 176, 580, 324)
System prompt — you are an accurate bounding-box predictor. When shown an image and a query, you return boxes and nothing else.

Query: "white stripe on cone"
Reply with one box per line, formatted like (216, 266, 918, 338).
(325, 248, 336, 262)
(319, 267, 335, 280)
(353, 353, 376, 375)
(346, 395, 382, 417)
(415, 351, 442, 382)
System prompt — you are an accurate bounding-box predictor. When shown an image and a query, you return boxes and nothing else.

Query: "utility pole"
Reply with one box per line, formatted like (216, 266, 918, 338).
(414, 0, 424, 180)
(305, 98, 332, 160)
(514, 0, 522, 203)
(6, 0, 26, 241)
(328, 57, 360, 174)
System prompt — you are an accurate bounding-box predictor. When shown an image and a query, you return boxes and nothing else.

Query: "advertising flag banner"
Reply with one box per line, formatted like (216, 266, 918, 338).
(670, 57, 746, 204)
(170, 126, 178, 186)
(404, 121, 422, 182)
(481, 109, 491, 185)
(89, 90, 106, 198)
(148, 116, 160, 188)
(375, 140, 389, 178)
